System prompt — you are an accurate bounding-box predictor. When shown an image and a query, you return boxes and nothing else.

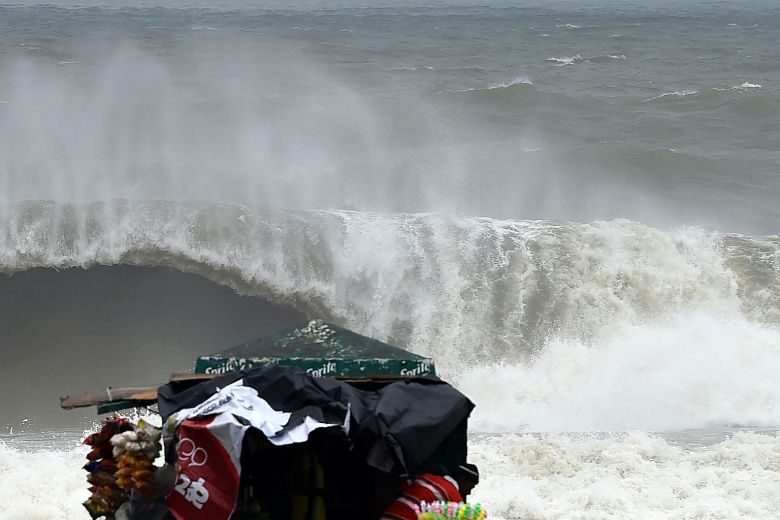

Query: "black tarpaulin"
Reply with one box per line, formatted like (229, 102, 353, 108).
(157, 364, 473, 476)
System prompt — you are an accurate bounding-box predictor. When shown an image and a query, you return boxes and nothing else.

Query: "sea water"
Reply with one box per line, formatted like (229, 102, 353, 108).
(0, 0, 778, 518)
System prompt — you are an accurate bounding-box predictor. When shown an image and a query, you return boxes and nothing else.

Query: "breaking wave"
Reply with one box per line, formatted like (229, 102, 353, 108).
(638, 84, 779, 120)
(643, 82, 768, 102)
(447, 77, 533, 93)
(1, 199, 778, 432)
(464, 312, 780, 432)
(3, 200, 779, 355)
(734, 81, 762, 89)
(643, 89, 701, 101)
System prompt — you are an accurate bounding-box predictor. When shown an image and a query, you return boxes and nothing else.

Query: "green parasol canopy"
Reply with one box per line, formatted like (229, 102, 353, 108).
(194, 320, 436, 378)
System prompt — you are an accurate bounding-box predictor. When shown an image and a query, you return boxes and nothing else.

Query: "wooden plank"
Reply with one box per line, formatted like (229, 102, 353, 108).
(60, 372, 436, 411)
(60, 372, 220, 412)
(169, 372, 218, 382)
(60, 387, 158, 410)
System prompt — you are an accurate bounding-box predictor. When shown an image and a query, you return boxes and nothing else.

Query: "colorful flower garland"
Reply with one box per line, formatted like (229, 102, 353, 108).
(416, 501, 488, 519)
(82, 417, 133, 519)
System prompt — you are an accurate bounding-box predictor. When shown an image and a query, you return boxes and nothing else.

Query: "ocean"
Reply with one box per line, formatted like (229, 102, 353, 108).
(0, 0, 778, 518)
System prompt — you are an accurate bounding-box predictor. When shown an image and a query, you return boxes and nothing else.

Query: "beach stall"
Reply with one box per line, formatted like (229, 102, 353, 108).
(61, 320, 483, 520)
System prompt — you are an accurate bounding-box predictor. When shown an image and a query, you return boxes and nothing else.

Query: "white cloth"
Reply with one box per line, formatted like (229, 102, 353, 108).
(173, 379, 344, 446)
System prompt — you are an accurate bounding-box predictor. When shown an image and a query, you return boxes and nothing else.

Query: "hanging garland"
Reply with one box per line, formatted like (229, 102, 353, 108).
(82, 417, 133, 519)
(111, 419, 162, 498)
(81, 417, 163, 519)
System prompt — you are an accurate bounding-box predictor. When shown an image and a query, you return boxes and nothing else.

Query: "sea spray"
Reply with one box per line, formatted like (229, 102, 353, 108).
(1, 200, 777, 376)
(462, 312, 780, 433)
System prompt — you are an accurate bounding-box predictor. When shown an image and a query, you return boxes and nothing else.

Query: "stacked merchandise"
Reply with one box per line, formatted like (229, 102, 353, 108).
(82, 417, 133, 519)
(111, 419, 162, 497)
(416, 501, 488, 520)
(82, 417, 163, 519)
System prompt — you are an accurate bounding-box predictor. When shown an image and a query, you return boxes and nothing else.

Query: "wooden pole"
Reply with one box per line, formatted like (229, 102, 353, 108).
(59, 387, 158, 410)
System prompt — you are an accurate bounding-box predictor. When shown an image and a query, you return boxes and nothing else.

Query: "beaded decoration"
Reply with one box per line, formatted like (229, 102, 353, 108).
(415, 501, 488, 519)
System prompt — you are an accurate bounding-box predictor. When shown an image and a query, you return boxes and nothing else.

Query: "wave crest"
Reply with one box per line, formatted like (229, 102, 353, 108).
(2, 200, 778, 378)
(547, 54, 626, 66)
(447, 77, 533, 93)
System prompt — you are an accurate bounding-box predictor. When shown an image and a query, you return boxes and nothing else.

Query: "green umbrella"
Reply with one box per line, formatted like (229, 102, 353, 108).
(195, 320, 436, 378)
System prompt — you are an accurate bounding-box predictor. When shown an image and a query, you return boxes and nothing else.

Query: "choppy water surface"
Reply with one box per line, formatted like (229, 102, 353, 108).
(1, 1, 779, 231)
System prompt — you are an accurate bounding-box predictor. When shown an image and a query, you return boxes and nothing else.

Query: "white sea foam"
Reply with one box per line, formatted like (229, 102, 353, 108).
(648, 83, 760, 100)
(393, 65, 435, 71)
(4, 431, 778, 519)
(470, 431, 780, 519)
(449, 77, 533, 92)
(486, 77, 533, 89)
(714, 82, 763, 92)
(462, 312, 780, 433)
(644, 89, 700, 102)
(549, 54, 627, 66)
(0, 443, 90, 520)
(547, 55, 581, 66)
